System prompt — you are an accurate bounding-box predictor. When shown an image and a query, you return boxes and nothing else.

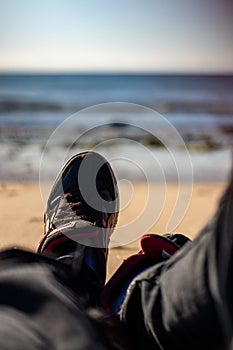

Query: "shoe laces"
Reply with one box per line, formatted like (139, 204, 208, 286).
(65, 190, 100, 222)
(47, 189, 112, 231)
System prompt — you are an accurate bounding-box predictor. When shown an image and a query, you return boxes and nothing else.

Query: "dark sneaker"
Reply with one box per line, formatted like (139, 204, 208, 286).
(101, 233, 191, 315)
(37, 151, 119, 284)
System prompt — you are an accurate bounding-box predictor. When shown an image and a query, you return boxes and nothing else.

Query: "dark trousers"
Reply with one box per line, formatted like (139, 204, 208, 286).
(0, 250, 109, 350)
(121, 171, 233, 350)
(0, 172, 232, 349)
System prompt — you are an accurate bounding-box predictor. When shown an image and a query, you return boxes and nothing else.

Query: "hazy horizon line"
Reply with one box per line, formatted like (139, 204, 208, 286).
(0, 70, 233, 76)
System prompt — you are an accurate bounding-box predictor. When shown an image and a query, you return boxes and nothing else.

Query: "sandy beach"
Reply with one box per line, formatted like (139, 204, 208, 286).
(0, 181, 226, 280)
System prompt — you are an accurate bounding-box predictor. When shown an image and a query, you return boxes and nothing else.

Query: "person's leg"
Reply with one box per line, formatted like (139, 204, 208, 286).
(38, 151, 119, 304)
(0, 249, 109, 350)
(120, 169, 233, 350)
(101, 233, 191, 316)
(0, 151, 120, 349)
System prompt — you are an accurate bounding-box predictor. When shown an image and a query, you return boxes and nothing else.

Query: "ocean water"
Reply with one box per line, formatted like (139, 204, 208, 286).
(0, 73, 233, 182)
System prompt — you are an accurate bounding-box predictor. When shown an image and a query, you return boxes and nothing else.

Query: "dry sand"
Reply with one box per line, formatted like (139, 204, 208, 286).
(0, 181, 226, 280)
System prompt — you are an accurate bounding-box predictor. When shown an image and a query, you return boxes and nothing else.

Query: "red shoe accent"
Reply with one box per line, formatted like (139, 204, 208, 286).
(101, 234, 181, 315)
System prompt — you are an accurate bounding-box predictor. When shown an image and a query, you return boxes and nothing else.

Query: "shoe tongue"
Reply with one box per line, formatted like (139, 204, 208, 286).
(53, 220, 105, 248)
(55, 219, 97, 234)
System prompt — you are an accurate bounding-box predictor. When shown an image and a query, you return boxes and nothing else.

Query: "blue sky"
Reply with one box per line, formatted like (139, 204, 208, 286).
(0, 0, 233, 73)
